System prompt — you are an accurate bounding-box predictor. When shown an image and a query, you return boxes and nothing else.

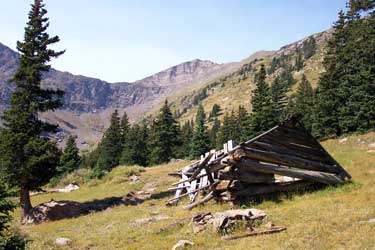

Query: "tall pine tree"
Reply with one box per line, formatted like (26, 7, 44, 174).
(190, 105, 210, 158)
(120, 111, 130, 143)
(0, 0, 64, 219)
(59, 135, 81, 174)
(94, 110, 122, 177)
(149, 100, 180, 165)
(291, 74, 314, 131)
(120, 121, 149, 167)
(0, 184, 27, 249)
(313, 10, 351, 137)
(249, 64, 275, 136)
(270, 76, 289, 122)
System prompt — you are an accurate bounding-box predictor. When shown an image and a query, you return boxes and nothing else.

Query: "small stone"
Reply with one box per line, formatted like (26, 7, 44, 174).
(368, 218, 375, 223)
(55, 237, 71, 246)
(172, 240, 194, 250)
(366, 150, 375, 153)
(129, 175, 139, 182)
(266, 221, 275, 228)
(369, 143, 375, 148)
(339, 138, 348, 144)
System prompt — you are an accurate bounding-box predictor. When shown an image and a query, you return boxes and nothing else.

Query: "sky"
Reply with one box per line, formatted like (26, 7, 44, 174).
(0, 0, 347, 83)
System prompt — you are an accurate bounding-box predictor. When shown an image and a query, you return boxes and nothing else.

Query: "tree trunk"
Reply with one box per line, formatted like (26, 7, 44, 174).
(20, 187, 32, 220)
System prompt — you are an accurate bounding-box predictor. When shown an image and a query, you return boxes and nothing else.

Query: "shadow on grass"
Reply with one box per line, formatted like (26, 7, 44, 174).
(234, 181, 356, 207)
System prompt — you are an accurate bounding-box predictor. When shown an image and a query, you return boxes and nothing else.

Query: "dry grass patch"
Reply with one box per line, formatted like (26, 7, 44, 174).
(13, 134, 375, 250)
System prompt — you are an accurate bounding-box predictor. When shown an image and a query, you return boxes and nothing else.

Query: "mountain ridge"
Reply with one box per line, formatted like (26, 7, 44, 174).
(0, 42, 239, 147)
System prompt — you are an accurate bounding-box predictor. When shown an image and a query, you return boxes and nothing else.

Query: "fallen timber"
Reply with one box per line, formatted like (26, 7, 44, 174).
(167, 114, 351, 207)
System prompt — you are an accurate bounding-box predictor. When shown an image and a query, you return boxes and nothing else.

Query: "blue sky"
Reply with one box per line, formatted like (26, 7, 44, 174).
(1, 0, 346, 82)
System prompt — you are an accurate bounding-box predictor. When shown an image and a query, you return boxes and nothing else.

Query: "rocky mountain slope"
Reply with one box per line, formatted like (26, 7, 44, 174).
(0, 43, 239, 147)
(165, 29, 332, 125)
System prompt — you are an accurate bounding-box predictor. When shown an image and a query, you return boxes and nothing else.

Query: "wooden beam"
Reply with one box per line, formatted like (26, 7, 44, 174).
(218, 168, 275, 184)
(249, 141, 334, 165)
(228, 158, 343, 185)
(221, 226, 287, 240)
(183, 191, 214, 210)
(166, 181, 219, 204)
(234, 147, 342, 174)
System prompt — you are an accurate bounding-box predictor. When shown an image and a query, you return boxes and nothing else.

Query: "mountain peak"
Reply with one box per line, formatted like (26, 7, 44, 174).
(133, 58, 220, 87)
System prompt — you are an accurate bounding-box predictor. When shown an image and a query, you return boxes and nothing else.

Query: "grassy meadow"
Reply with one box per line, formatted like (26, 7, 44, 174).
(15, 132, 375, 250)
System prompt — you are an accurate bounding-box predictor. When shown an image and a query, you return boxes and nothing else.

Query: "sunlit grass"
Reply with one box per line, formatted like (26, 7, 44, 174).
(14, 133, 375, 250)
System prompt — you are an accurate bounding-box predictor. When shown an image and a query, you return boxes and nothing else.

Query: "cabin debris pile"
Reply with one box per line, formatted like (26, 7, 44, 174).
(167, 115, 351, 209)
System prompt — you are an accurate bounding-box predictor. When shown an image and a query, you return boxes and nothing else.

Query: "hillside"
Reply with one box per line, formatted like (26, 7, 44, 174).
(0, 42, 239, 147)
(17, 132, 375, 250)
(165, 30, 332, 125)
(0, 28, 332, 148)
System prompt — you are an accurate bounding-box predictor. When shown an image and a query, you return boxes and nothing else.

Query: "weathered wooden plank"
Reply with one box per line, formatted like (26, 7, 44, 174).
(188, 179, 198, 202)
(268, 130, 320, 149)
(187, 152, 214, 181)
(166, 180, 219, 204)
(249, 141, 334, 165)
(234, 147, 342, 174)
(277, 126, 321, 146)
(255, 135, 331, 160)
(227, 158, 343, 185)
(218, 168, 275, 184)
(183, 191, 214, 210)
(295, 124, 352, 179)
(215, 180, 244, 192)
(221, 226, 287, 240)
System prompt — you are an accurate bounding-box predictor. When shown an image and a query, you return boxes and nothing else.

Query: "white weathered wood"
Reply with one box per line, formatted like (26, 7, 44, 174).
(228, 140, 234, 151)
(189, 179, 198, 202)
(223, 143, 228, 153)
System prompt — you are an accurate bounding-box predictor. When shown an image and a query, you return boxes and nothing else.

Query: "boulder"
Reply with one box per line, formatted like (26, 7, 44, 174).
(23, 200, 90, 224)
(212, 208, 267, 230)
(192, 209, 267, 232)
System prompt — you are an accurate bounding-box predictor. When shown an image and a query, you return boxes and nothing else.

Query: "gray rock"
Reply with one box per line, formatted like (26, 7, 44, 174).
(55, 237, 71, 246)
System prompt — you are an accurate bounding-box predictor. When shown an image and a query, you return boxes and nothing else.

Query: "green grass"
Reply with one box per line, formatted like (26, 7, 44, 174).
(14, 133, 375, 250)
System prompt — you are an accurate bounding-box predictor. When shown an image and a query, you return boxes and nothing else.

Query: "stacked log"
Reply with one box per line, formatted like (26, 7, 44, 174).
(167, 115, 351, 209)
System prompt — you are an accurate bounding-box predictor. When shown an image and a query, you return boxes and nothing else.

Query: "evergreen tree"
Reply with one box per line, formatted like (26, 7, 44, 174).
(268, 57, 279, 74)
(270, 76, 289, 122)
(178, 121, 193, 158)
(120, 111, 130, 143)
(120, 121, 149, 166)
(279, 67, 296, 87)
(217, 112, 238, 147)
(58, 135, 80, 174)
(149, 100, 180, 165)
(0, 185, 27, 249)
(249, 64, 275, 136)
(209, 118, 221, 149)
(294, 49, 304, 71)
(314, 2, 375, 137)
(94, 110, 122, 177)
(209, 104, 222, 120)
(302, 36, 317, 59)
(252, 64, 269, 113)
(0, 0, 64, 219)
(238, 105, 251, 142)
(291, 74, 314, 131)
(190, 105, 210, 158)
(337, 1, 375, 133)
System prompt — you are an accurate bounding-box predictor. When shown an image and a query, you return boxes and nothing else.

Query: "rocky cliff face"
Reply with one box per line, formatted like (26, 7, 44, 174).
(0, 42, 237, 147)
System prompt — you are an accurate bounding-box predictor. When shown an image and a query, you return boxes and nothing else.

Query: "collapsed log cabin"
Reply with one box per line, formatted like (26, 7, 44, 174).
(167, 115, 351, 209)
